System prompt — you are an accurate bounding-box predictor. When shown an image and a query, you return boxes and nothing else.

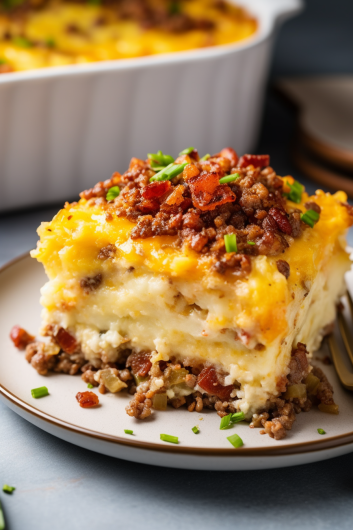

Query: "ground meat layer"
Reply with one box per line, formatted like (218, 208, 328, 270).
(11, 325, 339, 440)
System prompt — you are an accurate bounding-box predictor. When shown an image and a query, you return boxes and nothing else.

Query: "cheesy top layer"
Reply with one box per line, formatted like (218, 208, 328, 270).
(0, 0, 256, 73)
(32, 187, 352, 346)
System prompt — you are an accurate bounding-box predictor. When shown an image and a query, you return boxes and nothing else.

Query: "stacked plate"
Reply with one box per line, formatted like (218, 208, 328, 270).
(277, 76, 353, 198)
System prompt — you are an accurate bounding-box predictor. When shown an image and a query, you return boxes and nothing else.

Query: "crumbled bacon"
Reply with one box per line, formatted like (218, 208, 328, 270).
(238, 154, 270, 168)
(55, 328, 78, 354)
(216, 147, 238, 168)
(77, 148, 316, 275)
(268, 207, 292, 235)
(10, 326, 34, 349)
(76, 391, 99, 408)
(189, 172, 236, 211)
(142, 181, 171, 200)
(197, 366, 234, 401)
(126, 352, 152, 377)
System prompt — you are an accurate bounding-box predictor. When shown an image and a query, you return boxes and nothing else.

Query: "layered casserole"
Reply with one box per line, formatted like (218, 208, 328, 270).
(0, 0, 257, 73)
(11, 147, 353, 439)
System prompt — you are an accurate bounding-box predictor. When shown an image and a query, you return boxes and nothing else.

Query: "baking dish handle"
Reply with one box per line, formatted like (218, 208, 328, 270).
(264, 0, 304, 25)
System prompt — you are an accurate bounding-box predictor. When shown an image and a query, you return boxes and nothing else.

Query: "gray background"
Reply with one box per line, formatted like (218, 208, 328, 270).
(1, 0, 353, 528)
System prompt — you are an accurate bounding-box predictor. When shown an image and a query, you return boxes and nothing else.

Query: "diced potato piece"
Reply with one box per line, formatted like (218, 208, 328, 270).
(318, 403, 339, 414)
(167, 368, 188, 386)
(284, 383, 307, 400)
(153, 393, 168, 410)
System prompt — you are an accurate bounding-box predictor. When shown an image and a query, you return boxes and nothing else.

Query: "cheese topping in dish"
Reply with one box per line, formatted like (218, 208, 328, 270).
(0, 0, 257, 73)
(15, 146, 353, 440)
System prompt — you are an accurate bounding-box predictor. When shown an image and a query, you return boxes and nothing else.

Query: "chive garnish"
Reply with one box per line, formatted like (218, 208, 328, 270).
(247, 241, 256, 245)
(87, 383, 93, 389)
(31, 386, 49, 399)
(150, 162, 188, 182)
(220, 411, 245, 430)
(301, 209, 320, 228)
(13, 36, 32, 48)
(46, 38, 55, 48)
(160, 434, 179, 444)
(124, 429, 133, 435)
(106, 186, 120, 201)
(284, 180, 303, 204)
(317, 428, 326, 435)
(2, 485, 15, 494)
(200, 154, 210, 161)
(219, 173, 240, 184)
(192, 426, 199, 434)
(220, 414, 232, 430)
(227, 433, 244, 448)
(179, 147, 195, 156)
(231, 411, 245, 423)
(148, 150, 174, 168)
(0, 498, 5, 530)
(224, 233, 237, 253)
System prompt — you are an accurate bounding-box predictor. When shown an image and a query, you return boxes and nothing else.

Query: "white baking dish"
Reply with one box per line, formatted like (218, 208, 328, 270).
(0, 0, 302, 212)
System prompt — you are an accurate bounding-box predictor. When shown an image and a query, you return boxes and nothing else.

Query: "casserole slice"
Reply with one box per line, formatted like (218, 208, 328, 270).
(22, 147, 353, 439)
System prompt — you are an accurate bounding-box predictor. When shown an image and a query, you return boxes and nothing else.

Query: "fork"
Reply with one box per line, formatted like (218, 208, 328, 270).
(327, 289, 353, 390)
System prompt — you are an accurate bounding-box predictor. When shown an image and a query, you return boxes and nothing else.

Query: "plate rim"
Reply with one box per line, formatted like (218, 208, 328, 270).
(1, 253, 353, 458)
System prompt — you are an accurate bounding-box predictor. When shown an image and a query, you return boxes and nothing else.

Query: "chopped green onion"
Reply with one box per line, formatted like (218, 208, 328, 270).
(2, 485, 15, 494)
(0, 499, 5, 530)
(317, 428, 326, 435)
(200, 154, 210, 161)
(160, 433, 179, 444)
(247, 241, 256, 246)
(0, 59, 7, 65)
(87, 383, 93, 389)
(13, 36, 32, 48)
(46, 38, 56, 48)
(124, 429, 133, 435)
(106, 186, 120, 201)
(220, 414, 232, 430)
(284, 180, 303, 204)
(191, 426, 199, 434)
(150, 162, 188, 182)
(219, 173, 240, 184)
(230, 411, 245, 423)
(227, 433, 244, 448)
(224, 233, 237, 253)
(169, 1, 181, 15)
(150, 165, 167, 171)
(179, 147, 195, 156)
(31, 386, 49, 399)
(148, 151, 174, 168)
(301, 209, 320, 228)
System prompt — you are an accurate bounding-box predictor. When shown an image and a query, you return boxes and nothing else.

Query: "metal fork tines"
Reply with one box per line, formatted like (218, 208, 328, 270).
(328, 289, 353, 390)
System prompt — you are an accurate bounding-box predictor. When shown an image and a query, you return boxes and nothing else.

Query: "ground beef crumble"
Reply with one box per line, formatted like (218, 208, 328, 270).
(79, 148, 315, 276)
(10, 325, 339, 441)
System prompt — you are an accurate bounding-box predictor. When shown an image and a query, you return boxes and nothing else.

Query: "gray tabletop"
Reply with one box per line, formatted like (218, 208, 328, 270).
(1, 1, 353, 528)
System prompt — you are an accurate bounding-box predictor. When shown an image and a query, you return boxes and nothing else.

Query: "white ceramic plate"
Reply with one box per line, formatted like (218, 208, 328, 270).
(1, 254, 353, 470)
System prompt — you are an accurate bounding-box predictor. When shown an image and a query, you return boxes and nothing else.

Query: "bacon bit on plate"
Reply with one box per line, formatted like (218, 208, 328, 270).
(238, 154, 270, 168)
(268, 207, 292, 235)
(55, 328, 78, 354)
(76, 391, 99, 408)
(126, 352, 152, 377)
(142, 181, 171, 200)
(197, 366, 234, 401)
(9, 325, 34, 349)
